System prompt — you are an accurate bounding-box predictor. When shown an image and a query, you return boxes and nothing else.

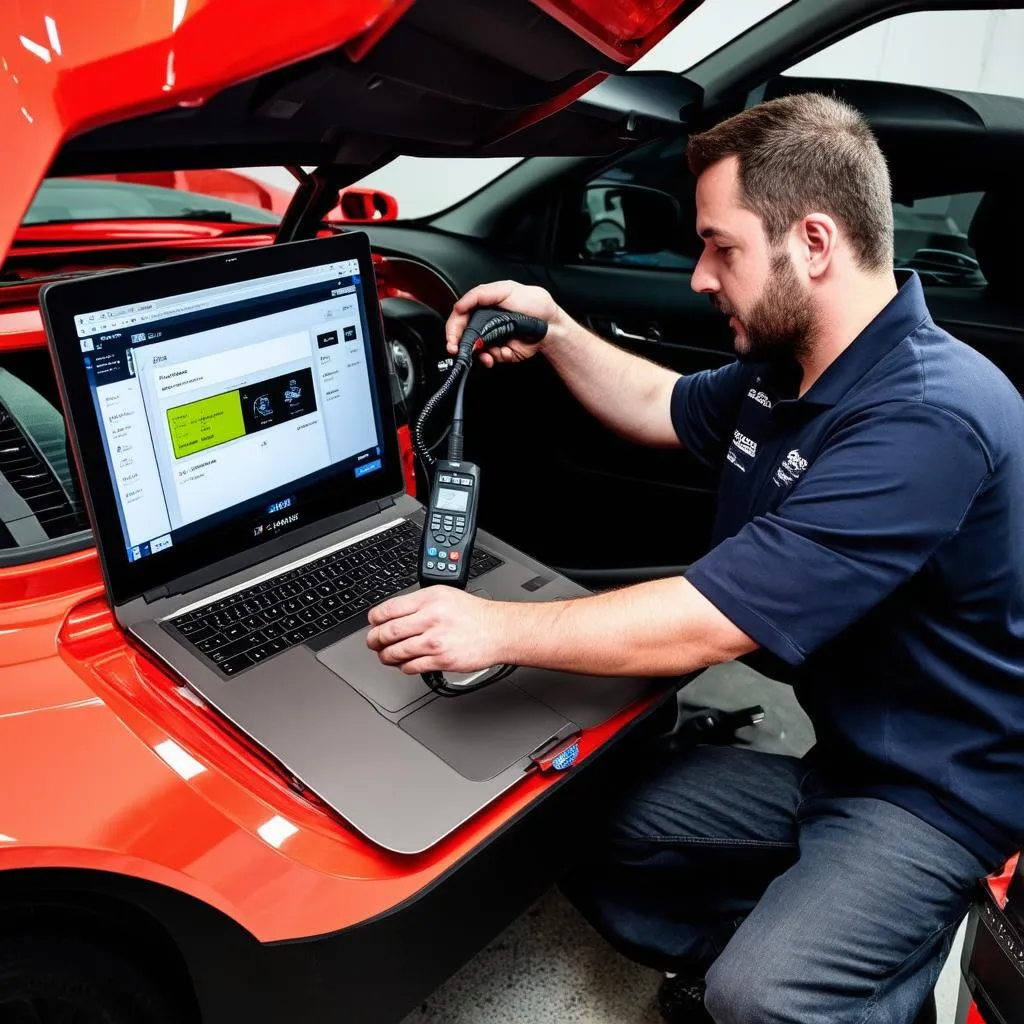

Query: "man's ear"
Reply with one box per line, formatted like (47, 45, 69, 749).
(800, 213, 839, 279)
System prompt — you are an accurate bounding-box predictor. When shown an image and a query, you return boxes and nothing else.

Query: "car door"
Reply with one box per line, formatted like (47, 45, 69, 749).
(537, 133, 736, 573)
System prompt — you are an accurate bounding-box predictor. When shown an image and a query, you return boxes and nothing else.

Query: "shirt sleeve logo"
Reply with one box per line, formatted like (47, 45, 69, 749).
(774, 448, 809, 487)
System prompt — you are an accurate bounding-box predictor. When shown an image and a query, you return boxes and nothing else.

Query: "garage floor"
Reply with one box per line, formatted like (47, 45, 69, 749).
(402, 663, 966, 1023)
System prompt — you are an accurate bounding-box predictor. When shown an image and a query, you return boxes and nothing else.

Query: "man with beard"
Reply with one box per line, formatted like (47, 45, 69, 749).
(366, 93, 1024, 1023)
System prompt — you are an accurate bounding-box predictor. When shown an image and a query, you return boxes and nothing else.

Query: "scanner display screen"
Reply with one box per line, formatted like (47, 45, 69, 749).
(436, 487, 469, 512)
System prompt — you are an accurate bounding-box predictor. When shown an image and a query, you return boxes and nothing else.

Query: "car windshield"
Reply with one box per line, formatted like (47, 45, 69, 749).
(246, 159, 525, 222)
(22, 178, 281, 226)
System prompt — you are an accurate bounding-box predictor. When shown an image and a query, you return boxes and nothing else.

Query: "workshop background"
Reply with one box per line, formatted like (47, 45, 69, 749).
(247, 3, 1022, 1020)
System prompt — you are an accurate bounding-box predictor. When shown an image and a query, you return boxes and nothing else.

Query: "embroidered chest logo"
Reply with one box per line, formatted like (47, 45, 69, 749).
(732, 430, 757, 457)
(747, 387, 772, 409)
(774, 448, 809, 487)
(726, 429, 758, 472)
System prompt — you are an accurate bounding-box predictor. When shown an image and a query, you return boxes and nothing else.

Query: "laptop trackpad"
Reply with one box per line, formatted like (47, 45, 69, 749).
(315, 585, 501, 714)
(315, 629, 493, 713)
(398, 683, 571, 782)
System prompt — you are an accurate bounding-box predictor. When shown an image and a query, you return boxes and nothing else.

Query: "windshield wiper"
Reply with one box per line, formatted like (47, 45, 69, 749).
(176, 209, 236, 222)
(23, 209, 238, 227)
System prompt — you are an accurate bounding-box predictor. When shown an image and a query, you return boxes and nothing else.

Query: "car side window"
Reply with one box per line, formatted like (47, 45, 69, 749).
(570, 131, 988, 288)
(893, 192, 986, 287)
(570, 135, 698, 271)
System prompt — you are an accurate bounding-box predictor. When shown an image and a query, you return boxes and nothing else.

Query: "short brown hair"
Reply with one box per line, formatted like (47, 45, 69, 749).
(686, 93, 893, 271)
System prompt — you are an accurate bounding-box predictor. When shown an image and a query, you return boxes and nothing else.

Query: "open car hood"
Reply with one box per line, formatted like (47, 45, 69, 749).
(3, 0, 707, 262)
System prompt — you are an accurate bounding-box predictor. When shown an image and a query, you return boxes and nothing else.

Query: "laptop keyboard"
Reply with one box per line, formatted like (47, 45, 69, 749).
(167, 519, 504, 676)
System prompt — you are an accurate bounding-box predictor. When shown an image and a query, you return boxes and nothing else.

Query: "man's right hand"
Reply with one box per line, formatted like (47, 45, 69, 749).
(445, 280, 572, 368)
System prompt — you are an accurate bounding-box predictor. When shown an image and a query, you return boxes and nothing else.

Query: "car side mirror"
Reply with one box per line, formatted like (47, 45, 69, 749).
(580, 183, 681, 261)
(330, 187, 399, 223)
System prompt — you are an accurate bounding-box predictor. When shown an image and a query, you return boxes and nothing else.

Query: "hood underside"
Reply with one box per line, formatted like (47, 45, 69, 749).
(51, 0, 694, 177)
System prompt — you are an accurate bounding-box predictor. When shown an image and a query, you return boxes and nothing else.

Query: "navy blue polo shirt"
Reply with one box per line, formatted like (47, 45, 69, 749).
(672, 271, 1024, 868)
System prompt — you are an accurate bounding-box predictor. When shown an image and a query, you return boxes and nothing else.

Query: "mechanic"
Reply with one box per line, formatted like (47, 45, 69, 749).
(366, 93, 1024, 1024)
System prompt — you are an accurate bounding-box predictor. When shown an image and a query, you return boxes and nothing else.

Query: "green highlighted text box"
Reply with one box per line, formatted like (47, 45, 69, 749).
(166, 390, 245, 459)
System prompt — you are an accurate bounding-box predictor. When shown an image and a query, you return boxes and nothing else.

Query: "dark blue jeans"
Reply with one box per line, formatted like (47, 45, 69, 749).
(561, 745, 989, 1024)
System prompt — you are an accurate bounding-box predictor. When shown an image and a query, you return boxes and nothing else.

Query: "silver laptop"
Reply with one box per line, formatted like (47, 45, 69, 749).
(41, 233, 657, 854)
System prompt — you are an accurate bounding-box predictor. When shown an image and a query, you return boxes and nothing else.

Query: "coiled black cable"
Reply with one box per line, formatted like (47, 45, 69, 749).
(412, 307, 547, 697)
(412, 358, 465, 471)
(413, 307, 547, 468)
(422, 662, 519, 698)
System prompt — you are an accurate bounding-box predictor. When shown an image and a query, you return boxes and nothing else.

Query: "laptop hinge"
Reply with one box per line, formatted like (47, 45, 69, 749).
(139, 494, 404, 605)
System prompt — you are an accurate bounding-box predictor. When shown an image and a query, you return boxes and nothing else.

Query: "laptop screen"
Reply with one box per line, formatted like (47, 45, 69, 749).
(43, 234, 405, 605)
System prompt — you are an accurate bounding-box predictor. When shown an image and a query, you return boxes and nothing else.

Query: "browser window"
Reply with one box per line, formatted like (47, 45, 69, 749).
(76, 259, 384, 563)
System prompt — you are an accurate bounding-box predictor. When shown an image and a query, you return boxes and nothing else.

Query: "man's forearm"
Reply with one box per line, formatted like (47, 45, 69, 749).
(543, 317, 682, 448)
(496, 576, 757, 677)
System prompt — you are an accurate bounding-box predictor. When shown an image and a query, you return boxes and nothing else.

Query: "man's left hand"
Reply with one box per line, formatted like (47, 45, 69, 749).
(366, 587, 510, 675)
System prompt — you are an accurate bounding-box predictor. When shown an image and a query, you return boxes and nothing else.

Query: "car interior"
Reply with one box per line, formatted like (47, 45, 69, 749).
(361, 76, 1024, 588)
(2, 70, 1023, 593)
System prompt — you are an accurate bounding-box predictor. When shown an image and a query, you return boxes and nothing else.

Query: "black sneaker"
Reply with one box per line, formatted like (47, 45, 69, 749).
(656, 975, 713, 1023)
(656, 976, 937, 1023)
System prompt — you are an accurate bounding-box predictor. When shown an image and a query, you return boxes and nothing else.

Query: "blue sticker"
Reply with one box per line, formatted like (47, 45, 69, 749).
(551, 742, 580, 771)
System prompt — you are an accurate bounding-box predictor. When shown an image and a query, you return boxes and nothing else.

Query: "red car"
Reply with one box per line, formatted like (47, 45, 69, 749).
(1, 2, 1020, 1023)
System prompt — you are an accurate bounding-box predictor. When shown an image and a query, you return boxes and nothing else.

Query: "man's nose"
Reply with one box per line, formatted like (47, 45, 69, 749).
(691, 253, 718, 295)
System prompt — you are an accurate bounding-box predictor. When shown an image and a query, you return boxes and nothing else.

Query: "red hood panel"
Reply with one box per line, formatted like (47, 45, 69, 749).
(2, 0, 401, 263)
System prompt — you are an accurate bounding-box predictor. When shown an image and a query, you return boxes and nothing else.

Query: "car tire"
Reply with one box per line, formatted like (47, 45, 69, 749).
(0, 934, 186, 1024)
